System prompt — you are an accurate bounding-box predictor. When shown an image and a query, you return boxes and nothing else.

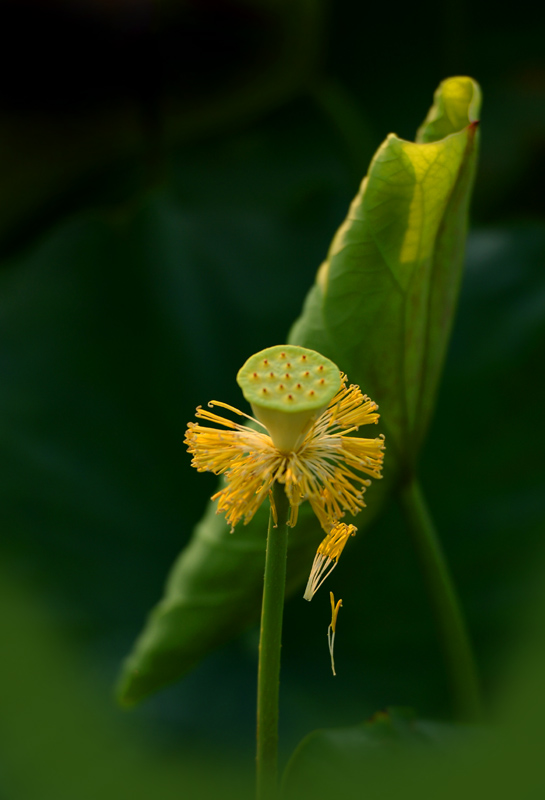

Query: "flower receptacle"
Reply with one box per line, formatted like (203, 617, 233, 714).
(237, 344, 341, 453)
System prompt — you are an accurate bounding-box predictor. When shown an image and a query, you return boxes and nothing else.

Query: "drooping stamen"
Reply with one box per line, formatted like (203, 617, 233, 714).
(303, 523, 356, 601)
(327, 591, 343, 676)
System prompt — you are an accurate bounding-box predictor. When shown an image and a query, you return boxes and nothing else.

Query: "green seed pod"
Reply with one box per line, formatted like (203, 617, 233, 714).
(236, 345, 341, 453)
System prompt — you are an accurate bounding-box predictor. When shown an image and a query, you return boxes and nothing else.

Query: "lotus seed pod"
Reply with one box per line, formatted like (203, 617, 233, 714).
(236, 345, 341, 453)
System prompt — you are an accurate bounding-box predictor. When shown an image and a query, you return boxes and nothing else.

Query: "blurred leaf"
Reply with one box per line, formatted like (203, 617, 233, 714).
(117, 77, 480, 705)
(0, 109, 358, 713)
(281, 706, 468, 800)
(291, 76, 481, 470)
(0, 563, 252, 800)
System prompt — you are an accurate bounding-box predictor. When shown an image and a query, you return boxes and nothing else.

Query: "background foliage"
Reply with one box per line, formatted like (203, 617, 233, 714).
(1, 1, 544, 798)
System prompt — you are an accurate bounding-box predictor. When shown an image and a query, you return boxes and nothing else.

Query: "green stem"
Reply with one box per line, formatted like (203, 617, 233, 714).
(398, 476, 482, 722)
(256, 483, 290, 800)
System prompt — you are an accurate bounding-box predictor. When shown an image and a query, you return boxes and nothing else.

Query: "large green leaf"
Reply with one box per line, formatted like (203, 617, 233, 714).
(117, 77, 481, 705)
(291, 75, 481, 470)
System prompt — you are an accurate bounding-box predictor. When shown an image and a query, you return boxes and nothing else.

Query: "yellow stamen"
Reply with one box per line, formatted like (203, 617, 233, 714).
(328, 592, 343, 676)
(329, 590, 342, 632)
(303, 523, 356, 601)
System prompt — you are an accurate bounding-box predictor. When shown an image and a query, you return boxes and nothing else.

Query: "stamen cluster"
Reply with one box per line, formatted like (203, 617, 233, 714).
(185, 376, 384, 533)
(303, 523, 357, 601)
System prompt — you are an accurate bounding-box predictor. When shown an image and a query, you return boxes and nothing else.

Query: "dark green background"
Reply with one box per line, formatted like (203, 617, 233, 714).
(0, 1, 544, 797)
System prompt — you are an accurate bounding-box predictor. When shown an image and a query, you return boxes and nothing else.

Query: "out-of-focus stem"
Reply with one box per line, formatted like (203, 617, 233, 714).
(399, 476, 482, 722)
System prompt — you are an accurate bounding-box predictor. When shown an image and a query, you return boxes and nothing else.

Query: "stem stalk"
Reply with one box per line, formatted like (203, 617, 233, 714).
(256, 483, 290, 800)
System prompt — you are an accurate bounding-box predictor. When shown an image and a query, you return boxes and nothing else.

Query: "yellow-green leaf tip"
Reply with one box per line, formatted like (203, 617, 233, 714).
(416, 75, 481, 143)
